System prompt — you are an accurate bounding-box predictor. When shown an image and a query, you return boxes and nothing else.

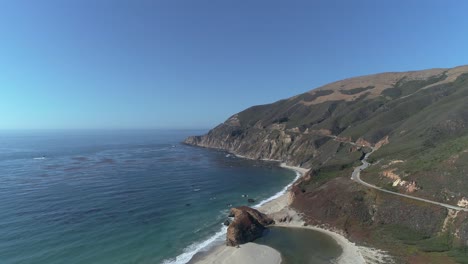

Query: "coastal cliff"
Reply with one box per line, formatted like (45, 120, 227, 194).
(185, 65, 468, 263)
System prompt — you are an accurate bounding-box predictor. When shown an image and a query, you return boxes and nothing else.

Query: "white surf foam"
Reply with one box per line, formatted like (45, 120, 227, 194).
(161, 225, 228, 264)
(163, 168, 301, 264)
(254, 171, 301, 208)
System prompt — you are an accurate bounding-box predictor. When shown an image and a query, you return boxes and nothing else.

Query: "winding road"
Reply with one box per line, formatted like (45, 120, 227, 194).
(351, 148, 468, 212)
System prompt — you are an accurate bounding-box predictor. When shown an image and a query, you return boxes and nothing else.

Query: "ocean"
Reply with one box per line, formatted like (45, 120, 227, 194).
(0, 130, 297, 264)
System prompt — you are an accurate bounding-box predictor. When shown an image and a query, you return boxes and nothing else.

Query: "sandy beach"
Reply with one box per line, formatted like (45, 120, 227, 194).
(190, 163, 390, 264)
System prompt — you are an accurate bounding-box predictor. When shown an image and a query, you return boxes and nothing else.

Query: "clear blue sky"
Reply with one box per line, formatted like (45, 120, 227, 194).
(1, 0, 467, 129)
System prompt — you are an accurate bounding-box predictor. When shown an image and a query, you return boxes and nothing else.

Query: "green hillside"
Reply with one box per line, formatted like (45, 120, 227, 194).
(185, 65, 468, 262)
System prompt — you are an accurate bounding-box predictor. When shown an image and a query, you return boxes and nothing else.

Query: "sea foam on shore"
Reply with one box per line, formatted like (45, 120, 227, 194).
(162, 225, 228, 264)
(254, 170, 301, 208)
(162, 162, 303, 264)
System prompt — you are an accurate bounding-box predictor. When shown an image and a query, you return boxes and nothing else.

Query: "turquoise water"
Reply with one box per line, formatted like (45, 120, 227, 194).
(255, 227, 342, 264)
(0, 130, 296, 264)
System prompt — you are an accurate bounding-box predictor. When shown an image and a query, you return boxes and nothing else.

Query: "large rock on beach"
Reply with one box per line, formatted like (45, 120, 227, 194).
(226, 206, 274, 246)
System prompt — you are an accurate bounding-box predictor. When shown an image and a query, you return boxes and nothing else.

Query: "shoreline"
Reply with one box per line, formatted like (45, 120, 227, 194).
(190, 161, 380, 264)
(164, 158, 305, 264)
(188, 163, 305, 264)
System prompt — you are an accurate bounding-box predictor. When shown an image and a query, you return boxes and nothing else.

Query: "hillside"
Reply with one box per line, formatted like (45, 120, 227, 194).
(185, 65, 468, 263)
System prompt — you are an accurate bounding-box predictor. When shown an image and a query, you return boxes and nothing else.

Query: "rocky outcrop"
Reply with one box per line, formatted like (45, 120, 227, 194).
(226, 206, 274, 246)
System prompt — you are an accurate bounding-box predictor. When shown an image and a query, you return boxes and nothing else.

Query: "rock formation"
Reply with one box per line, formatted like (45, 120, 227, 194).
(226, 206, 274, 246)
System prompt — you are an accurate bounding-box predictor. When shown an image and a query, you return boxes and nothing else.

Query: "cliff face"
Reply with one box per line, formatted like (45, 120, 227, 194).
(185, 65, 468, 262)
(185, 122, 326, 167)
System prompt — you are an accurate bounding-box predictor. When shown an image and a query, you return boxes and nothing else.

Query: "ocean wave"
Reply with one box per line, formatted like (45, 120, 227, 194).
(163, 169, 301, 264)
(161, 225, 228, 264)
(254, 171, 301, 208)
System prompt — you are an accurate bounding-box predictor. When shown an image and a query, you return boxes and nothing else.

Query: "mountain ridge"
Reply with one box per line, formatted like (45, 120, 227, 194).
(185, 65, 468, 263)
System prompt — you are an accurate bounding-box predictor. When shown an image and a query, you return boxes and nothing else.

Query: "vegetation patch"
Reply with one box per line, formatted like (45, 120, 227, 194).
(339, 86, 374, 95)
(300, 90, 334, 102)
(382, 73, 448, 99)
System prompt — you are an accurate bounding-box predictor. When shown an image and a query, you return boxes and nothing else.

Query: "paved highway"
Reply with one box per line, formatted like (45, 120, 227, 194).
(351, 148, 468, 212)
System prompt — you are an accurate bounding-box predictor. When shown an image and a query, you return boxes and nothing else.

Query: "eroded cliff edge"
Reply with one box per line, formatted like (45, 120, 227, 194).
(185, 66, 468, 263)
